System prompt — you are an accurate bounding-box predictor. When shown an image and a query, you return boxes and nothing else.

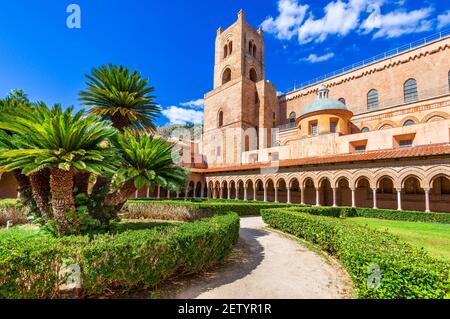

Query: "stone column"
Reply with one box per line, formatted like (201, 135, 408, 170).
(227, 187, 231, 200)
(235, 185, 239, 200)
(146, 187, 150, 198)
(351, 188, 356, 208)
(157, 185, 161, 199)
(372, 188, 377, 209)
(287, 187, 291, 204)
(396, 188, 402, 211)
(315, 188, 320, 207)
(332, 188, 337, 207)
(167, 190, 171, 199)
(219, 187, 223, 199)
(244, 187, 248, 201)
(135, 190, 139, 199)
(274, 187, 279, 203)
(264, 186, 268, 202)
(254, 187, 257, 202)
(184, 187, 188, 200)
(177, 192, 180, 199)
(300, 187, 305, 205)
(424, 188, 431, 213)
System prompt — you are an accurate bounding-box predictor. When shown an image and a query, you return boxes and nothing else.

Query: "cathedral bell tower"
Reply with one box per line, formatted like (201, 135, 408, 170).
(202, 10, 278, 167)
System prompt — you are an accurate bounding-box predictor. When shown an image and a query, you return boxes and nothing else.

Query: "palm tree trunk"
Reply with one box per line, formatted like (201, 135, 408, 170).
(105, 180, 136, 207)
(50, 168, 78, 236)
(73, 172, 90, 196)
(13, 169, 32, 204)
(29, 169, 51, 220)
(111, 112, 131, 131)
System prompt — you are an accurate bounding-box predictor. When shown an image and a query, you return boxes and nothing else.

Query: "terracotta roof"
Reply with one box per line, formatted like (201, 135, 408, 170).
(190, 143, 450, 174)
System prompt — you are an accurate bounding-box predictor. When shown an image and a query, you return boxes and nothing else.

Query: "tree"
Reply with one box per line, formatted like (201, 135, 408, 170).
(105, 131, 189, 208)
(79, 64, 161, 132)
(0, 90, 34, 205)
(0, 104, 117, 235)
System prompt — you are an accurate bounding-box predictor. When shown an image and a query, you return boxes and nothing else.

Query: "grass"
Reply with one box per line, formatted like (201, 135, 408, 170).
(346, 217, 450, 262)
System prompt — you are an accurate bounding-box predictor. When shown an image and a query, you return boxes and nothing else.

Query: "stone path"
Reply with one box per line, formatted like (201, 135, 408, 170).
(166, 217, 353, 299)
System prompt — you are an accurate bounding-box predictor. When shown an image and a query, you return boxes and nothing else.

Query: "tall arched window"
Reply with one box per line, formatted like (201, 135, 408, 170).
(289, 112, 296, 124)
(249, 68, 257, 82)
(253, 45, 257, 57)
(223, 45, 228, 59)
(218, 111, 224, 128)
(222, 68, 231, 85)
(249, 41, 252, 52)
(404, 78, 418, 103)
(228, 42, 233, 55)
(367, 89, 379, 110)
(338, 98, 346, 105)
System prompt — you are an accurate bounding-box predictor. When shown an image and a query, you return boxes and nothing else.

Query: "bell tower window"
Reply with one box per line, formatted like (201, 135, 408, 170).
(249, 68, 257, 82)
(222, 68, 231, 85)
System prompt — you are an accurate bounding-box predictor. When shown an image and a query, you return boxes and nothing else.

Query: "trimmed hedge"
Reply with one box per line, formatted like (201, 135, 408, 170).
(0, 212, 239, 299)
(261, 208, 450, 299)
(355, 208, 450, 224)
(285, 205, 450, 224)
(126, 199, 304, 217)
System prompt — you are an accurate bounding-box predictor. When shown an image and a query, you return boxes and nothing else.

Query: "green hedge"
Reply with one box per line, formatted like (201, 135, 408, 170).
(127, 199, 304, 217)
(355, 208, 450, 224)
(261, 208, 450, 299)
(0, 212, 239, 299)
(285, 205, 450, 224)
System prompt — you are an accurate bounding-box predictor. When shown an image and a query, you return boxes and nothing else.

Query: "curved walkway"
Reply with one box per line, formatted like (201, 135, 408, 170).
(168, 217, 353, 299)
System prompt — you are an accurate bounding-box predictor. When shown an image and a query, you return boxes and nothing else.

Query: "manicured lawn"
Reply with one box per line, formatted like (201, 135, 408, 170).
(346, 217, 450, 262)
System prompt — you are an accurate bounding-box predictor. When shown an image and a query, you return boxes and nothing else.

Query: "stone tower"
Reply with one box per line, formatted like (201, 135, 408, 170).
(203, 10, 279, 167)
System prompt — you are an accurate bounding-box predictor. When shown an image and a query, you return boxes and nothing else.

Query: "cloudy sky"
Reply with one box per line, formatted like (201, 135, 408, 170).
(0, 0, 449, 126)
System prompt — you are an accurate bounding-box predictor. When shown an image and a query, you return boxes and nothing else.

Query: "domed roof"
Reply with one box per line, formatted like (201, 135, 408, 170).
(301, 98, 349, 117)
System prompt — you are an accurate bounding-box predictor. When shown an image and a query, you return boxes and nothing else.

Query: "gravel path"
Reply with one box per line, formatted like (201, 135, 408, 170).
(167, 217, 353, 299)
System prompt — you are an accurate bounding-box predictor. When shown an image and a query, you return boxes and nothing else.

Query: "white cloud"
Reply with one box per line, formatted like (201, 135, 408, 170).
(180, 98, 204, 108)
(262, 0, 435, 44)
(162, 106, 204, 125)
(301, 52, 335, 63)
(361, 7, 433, 38)
(437, 10, 450, 29)
(261, 0, 309, 40)
(298, 0, 369, 44)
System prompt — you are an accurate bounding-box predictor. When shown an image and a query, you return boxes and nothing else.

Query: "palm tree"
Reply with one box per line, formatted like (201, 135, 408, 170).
(0, 90, 34, 205)
(0, 104, 117, 235)
(105, 131, 189, 207)
(79, 64, 161, 132)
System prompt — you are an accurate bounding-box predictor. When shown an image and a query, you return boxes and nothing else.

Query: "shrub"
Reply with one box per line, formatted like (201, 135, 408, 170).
(355, 208, 450, 224)
(261, 208, 450, 299)
(0, 199, 29, 226)
(121, 202, 214, 222)
(285, 206, 357, 218)
(0, 212, 239, 298)
(127, 199, 303, 217)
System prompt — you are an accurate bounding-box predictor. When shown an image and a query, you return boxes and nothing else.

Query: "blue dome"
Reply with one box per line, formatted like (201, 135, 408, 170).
(301, 98, 348, 117)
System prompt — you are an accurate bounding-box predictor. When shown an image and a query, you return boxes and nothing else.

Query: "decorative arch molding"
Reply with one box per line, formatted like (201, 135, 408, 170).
(424, 166, 450, 188)
(421, 111, 450, 123)
(286, 174, 302, 189)
(275, 176, 288, 188)
(399, 172, 426, 189)
(301, 174, 317, 189)
(374, 172, 399, 189)
(334, 172, 353, 188)
(400, 115, 420, 127)
(376, 120, 397, 130)
(352, 173, 375, 189)
(264, 177, 276, 187)
(317, 173, 334, 188)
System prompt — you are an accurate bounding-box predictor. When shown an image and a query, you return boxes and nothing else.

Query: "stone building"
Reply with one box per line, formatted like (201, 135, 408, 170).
(1, 10, 450, 213)
(185, 10, 450, 213)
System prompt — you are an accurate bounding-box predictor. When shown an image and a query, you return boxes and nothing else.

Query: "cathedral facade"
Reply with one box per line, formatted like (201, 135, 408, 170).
(184, 10, 450, 213)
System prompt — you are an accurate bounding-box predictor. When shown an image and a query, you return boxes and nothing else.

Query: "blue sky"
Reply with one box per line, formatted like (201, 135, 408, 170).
(0, 0, 449, 126)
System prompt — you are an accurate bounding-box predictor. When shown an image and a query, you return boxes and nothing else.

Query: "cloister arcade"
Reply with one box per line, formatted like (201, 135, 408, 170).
(203, 165, 450, 213)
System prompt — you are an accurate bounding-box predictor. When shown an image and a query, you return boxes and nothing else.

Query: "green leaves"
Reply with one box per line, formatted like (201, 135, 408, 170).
(79, 64, 161, 132)
(0, 103, 118, 176)
(110, 131, 189, 192)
